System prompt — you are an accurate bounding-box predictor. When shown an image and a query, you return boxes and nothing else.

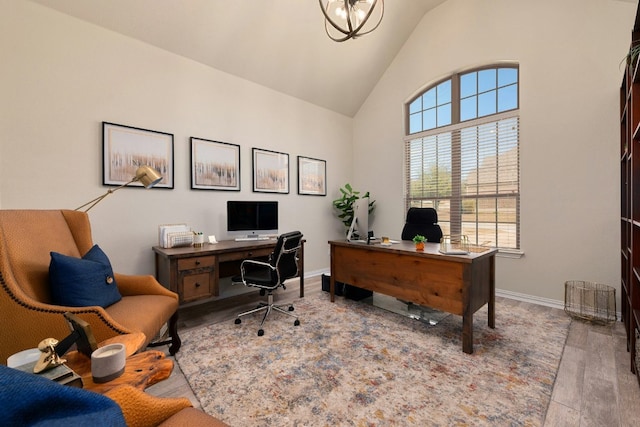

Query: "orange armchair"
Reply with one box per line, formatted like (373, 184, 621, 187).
(0, 210, 180, 364)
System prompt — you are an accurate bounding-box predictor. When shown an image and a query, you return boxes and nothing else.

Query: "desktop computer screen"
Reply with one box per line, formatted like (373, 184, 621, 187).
(227, 201, 278, 240)
(347, 197, 369, 242)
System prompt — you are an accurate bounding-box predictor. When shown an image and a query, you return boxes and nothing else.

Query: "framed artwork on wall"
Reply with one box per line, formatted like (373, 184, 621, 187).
(252, 148, 289, 194)
(102, 122, 174, 188)
(297, 156, 327, 196)
(190, 137, 241, 191)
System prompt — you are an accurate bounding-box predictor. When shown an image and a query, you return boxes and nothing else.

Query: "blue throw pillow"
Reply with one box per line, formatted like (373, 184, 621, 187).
(49, 245, 122, 308)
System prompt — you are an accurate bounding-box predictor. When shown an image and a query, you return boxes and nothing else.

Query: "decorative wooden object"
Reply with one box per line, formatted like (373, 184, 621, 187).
(64, 333, 172, 394)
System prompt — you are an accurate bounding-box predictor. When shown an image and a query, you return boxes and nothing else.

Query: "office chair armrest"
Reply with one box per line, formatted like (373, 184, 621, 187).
(240, 259, 273, 269)
(240, 259, 275, 278)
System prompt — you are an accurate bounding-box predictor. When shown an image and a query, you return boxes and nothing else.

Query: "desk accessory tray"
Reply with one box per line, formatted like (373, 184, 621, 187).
(439, 235, 470, 255)
(158, 224, 194, 248)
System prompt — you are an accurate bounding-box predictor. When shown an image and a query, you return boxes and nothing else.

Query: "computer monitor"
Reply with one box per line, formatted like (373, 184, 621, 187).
(227, 201, 278, 239)
(347, 197, 369, 242)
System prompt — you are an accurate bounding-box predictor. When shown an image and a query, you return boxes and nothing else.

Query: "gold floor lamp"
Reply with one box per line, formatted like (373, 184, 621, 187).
(75, 165, 162, 212)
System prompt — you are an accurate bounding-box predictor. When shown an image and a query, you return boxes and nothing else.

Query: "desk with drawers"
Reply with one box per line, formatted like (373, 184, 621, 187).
(329, 239, 496, 354)
(153, 239, 305, 304)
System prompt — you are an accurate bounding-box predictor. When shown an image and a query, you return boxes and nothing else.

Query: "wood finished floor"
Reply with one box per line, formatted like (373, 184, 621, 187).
(147, 276, 640, 426)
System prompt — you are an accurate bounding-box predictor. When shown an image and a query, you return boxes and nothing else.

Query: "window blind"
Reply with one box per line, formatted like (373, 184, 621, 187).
(404, 113, 520, 249)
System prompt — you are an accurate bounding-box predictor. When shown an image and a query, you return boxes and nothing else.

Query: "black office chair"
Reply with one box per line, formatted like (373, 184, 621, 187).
(233, 231, 303, 336)
(401, 207, 443, 243)
(399, 207, 443, 311)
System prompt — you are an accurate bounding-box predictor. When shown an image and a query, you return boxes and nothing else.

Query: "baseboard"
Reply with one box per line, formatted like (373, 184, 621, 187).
(496, 288, 565, 310)
(303, 268, 330, 279)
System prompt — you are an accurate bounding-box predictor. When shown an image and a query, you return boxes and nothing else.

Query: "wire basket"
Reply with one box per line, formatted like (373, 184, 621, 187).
(564, 280, 616, 323)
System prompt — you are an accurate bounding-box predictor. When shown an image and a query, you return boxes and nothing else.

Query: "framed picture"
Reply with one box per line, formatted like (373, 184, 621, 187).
(190, 138, 241, 191)
(297, 156, 327, 196)
(102, 122, 174, 188)
(62, 312, 98, 357)
(252, 148, 289, 193)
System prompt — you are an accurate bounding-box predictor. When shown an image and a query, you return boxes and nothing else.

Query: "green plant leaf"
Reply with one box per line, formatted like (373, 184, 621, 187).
(332, 183, 376, 234)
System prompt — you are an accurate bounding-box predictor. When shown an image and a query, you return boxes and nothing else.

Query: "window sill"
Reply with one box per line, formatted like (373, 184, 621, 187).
(496, 249, 524, 259)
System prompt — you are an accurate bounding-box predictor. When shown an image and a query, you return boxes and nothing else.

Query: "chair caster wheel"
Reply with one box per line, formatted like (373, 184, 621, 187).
(288, 306, 294, 311)
(235, 318, 241, 324)
(258, 329, 264, 336)
(294, 319, 300, 326)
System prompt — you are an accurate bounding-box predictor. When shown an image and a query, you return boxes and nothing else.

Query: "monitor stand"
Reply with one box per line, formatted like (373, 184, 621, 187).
(346, 216, 369, 244)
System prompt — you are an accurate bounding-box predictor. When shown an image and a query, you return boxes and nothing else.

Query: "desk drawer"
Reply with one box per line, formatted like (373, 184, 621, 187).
(178, 255, 215, 271)
(218, 248, 272, 262)
(182, 272, 213, 301)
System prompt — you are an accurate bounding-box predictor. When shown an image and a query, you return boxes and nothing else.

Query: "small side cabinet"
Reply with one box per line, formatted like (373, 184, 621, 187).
(154, 250, 218, 304)
(177, 255, 216, 302)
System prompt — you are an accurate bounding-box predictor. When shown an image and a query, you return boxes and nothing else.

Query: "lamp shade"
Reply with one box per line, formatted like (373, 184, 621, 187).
(135, 165, 162, 188)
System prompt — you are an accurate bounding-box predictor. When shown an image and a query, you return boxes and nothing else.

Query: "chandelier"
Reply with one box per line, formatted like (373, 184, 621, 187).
(319, 0, 384, 42)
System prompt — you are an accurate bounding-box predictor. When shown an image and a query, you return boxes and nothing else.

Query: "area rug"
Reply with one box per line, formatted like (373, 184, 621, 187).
(175, 293, 570, 426)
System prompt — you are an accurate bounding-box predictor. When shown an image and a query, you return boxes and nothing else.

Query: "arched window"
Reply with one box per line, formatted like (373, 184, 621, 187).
(404, 65, 520, 251)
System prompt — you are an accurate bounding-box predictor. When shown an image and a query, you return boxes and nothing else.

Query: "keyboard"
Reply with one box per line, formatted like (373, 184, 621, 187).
(234, 236, 271, 241)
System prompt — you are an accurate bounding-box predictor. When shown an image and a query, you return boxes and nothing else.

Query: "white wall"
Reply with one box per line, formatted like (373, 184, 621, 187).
(354, 0, 636, 304)
(0, 0, 352, 276)
(2, 0, 636, 305)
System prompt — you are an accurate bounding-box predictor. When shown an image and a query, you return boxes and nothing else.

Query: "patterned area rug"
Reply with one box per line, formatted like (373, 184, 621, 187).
(176, 293, 570, 426)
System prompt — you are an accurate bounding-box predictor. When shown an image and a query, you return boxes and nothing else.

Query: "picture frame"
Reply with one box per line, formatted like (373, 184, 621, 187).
(58, 312, 98, 357)
(297, 156, 327, 196)
(102, 122, 174, 188)
(252, 148, 289, 193)
(190, 137, 241, 191)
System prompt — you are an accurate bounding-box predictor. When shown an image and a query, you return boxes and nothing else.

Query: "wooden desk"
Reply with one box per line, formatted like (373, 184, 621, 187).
(153, 239, 305, 304)
(329, 240, 497, 354)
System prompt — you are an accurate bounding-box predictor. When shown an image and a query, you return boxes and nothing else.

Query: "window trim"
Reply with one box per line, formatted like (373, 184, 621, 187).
(404, 63, 520, 136)
(403, 64, 520, 251)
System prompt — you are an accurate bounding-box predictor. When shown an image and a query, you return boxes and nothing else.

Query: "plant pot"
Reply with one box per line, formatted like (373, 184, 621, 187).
(415, 242, 425, 251)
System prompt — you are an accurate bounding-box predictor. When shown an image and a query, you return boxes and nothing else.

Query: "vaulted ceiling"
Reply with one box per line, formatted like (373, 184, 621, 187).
(30, 0, 446, 117)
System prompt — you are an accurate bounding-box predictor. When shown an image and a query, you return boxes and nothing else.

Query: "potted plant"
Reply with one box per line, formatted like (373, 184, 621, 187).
(332, 183, 376, 237)
(621, 44, 640, 72)
(412, 234, 426, 251)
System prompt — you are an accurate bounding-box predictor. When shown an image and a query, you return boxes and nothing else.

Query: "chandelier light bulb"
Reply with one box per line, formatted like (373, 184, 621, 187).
(319, 0, 384, 42)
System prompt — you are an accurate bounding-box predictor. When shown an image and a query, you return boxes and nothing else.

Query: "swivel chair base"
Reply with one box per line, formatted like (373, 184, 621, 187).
(234, 292, 300, 336)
